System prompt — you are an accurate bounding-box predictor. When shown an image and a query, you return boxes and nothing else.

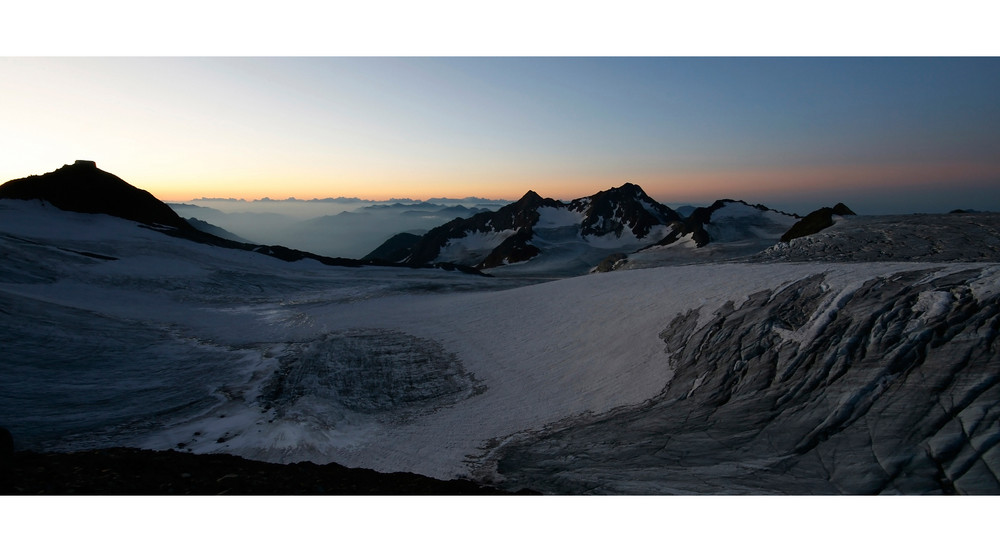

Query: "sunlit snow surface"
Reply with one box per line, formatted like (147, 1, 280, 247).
(2, 199, 998, 493)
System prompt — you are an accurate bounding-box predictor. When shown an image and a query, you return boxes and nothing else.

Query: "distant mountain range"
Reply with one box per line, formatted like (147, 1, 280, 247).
(2, 161, 860, 276)
(363, 182, 855, 275)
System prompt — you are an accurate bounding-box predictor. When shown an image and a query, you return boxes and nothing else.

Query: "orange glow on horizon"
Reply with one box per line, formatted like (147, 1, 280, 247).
(141, 160, 1000, 204)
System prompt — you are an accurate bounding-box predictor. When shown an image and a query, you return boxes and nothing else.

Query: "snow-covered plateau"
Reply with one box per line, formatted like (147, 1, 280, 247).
(2, 199, 998, 494)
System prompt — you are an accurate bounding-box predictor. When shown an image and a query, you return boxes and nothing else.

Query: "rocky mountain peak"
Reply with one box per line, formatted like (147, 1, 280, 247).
(0, 161, 188, 229)
(569, 182, 680, 238)
(517, 189, 544, 203)
(832, 203, 856, 216)
(68, 159, 98, 170)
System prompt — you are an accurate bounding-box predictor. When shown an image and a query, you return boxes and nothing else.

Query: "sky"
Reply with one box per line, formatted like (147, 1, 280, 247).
(2, 11, 1000, 214)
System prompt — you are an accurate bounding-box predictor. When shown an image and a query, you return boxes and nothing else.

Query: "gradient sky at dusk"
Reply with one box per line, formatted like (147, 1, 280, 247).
(3, 56, 999, 214)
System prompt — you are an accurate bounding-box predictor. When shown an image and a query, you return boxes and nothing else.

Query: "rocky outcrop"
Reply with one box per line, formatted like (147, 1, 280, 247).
(478, 228, 541, 269)
(780, 202, 856, 242)
(592, 252, 628, 273)
(0, 161, 192, 229)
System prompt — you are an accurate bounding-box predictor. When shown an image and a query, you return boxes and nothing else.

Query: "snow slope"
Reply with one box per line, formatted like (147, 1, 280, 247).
(612, 200, 799, 269)
(2, 198, 998, 493)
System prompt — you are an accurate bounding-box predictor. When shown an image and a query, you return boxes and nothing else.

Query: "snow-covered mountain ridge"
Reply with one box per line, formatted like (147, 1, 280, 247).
(368, 186, 813, 276)
(383, 183, 682, 273)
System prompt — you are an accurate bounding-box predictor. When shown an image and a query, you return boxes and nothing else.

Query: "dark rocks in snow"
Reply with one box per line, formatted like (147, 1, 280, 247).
(479, 228, 541, 269)
(592, 252, 628, 273)
(670, 199, 800, 248)
(401, 189, 562, 267)
(364, 189, 830, 272)
(368, 183, 681, 270)
(568, 182, 680, 239)
(780, 202, 856, 242)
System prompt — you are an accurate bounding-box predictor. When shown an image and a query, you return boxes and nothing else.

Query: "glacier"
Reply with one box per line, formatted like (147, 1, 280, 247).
(2, 198, 998, 494)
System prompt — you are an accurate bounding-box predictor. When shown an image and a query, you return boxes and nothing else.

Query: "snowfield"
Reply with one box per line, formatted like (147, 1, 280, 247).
(434, 228, 517, 265)
(2, 198, 998, 493)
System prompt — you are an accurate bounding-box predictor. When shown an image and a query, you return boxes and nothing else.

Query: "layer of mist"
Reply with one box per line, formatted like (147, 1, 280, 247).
(170, 198, 509, 259)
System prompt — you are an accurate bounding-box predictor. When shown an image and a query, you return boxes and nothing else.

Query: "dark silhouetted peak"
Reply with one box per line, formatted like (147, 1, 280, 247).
(0, 161, 189, 229)
(490, 190, 563, 229)
(832, 203, 856, 216)
(504, 189, 558, 216)
(781, 203, 856, 242)
(519, 190, 543, 202)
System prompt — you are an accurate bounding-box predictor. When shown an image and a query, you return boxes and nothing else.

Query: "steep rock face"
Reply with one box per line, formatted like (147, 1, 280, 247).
(568, 182, 680, 239)
(0, 161, 191, 229)
(402, 190, 563, 268)
(490, 267, 1000, 494)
